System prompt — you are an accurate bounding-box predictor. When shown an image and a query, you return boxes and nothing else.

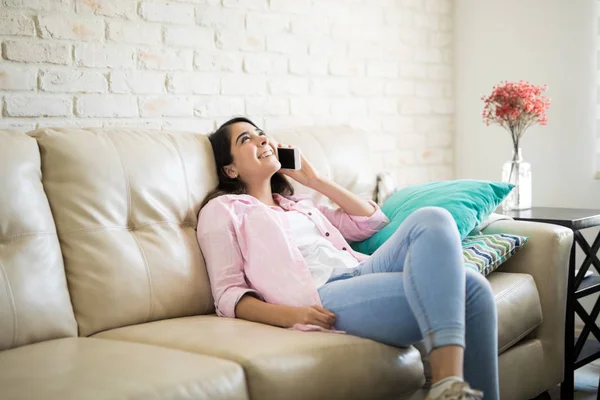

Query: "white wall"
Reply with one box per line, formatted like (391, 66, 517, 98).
(0, 0, 454, 186)
(455, 0, 600, 330)
(455, 0, 600, 209)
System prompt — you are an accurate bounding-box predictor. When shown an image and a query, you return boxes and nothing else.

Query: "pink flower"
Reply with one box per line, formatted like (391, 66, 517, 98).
(481, 80, 550, 145)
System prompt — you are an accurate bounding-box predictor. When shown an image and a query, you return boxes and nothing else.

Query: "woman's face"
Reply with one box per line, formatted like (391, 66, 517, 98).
(225, 121, 280, 183)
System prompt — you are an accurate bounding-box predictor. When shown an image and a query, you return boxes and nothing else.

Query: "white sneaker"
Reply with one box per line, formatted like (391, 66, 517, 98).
(425, 381, 484, 400)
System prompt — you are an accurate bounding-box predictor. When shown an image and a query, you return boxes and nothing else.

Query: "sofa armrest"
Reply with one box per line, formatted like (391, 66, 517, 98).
(482, 219, 573, 383)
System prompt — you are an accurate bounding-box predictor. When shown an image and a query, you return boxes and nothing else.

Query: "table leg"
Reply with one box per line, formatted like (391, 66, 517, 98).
(561, 242, 576, 400)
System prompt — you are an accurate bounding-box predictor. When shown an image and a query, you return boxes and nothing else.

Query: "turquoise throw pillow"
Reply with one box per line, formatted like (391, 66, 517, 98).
(351, 180, 514, 255)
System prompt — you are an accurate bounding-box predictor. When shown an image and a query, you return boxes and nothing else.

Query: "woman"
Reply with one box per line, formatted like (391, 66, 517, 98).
(197, 117, 499, 400)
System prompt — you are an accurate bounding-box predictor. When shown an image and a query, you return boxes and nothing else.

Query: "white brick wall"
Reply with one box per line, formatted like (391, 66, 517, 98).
(0, 0, 454, 186)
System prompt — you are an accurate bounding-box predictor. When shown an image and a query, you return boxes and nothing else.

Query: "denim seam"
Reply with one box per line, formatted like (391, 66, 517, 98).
(405, 251, 433, 335)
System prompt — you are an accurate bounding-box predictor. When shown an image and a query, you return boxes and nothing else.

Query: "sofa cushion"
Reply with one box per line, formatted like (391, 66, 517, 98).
(489, 272, 543, 354)
(95, 315, 425, 400)
(0, 130, 77, 351)
(0, 337, 248, 400)
(27, 128, 218, 336)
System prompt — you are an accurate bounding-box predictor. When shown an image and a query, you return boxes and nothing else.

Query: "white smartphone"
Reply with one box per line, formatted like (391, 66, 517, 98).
(277, 147, 302, 170)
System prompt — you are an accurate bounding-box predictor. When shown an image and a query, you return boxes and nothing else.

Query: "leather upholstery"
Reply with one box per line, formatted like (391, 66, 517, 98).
(95, 315, 425, 400)
(498, 339, 546, 400)
(27, 128, 217, 336)
(0, 130, 76, 351)
(489, 272, 542, 354)
(0, 337, 248, 400)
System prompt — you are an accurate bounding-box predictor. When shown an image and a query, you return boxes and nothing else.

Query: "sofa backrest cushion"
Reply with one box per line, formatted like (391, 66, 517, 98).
(0, 130, 77, 350)
(28, 128, 217, 336)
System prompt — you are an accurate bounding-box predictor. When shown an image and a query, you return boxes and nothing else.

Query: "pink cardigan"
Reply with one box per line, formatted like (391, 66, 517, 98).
(196, 193, 389, 320)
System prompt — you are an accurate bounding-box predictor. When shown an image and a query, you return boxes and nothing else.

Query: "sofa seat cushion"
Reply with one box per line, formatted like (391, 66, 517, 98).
(0, 337, 248, 400)
(94, 315, 424, 400)
(488, 272, 543, 354)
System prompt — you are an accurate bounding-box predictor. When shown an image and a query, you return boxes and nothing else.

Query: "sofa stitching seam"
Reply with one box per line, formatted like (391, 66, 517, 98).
(168, 133, 194, 225)
(58, 221, 196, 236)
(0, 231, 56, 243)
(0, 258, 18, 348)
(105, 131, 154, 322)
(494, 276, 531, 302)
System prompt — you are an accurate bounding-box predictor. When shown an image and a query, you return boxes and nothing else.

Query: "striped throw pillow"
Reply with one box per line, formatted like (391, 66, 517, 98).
(462, 233, 529, 276)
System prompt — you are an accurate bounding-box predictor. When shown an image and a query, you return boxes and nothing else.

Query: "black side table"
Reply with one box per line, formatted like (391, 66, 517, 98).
(500, 207, 600, 400)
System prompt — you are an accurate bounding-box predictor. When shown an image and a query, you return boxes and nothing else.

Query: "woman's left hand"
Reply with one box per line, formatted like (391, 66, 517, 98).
(274, 142, 321, 188)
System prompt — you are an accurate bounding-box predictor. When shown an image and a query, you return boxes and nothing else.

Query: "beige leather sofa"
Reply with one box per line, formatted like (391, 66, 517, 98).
(0, 126, 572, 400)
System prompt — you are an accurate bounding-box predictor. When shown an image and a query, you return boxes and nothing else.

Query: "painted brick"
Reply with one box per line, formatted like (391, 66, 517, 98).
(195, 6, 245, 30)
(222, 0, 266, 10)
(38, 14, 104, 41)
(162, 118, 215, 133)
(163, 26, 214, 49)
(76, 94, 138, 117)
(329, 59, 365, 77)
(3, 40, 71, 65)
(167, 72, 219, 94)
(139, 95, 193, 117)
(309, 37, 346, 57)
(109, 71, 166, 94)
(367, 60, 398, 78)
(310, 77, 349, 96)
(221, 75, 266, 95)
(216, 31, 264, 51)
(2, 0, 73, 12)
(0, 10, 35, 36)
(108, 21, 162, 45)
(194, 51, 243, 72)
(330, 98, 367, 115)
(40, 68, 108, 93)
(290, 97, 330, 116)
(75, 0, 137, 18)
(139, 1, 195, 24)
(289, 57, 328, 76)
(74, 43, 136, 68)
(195, 96, 245, 116)
(351, 79, 384, 96)
(268, 77, 309, 95)
(291, 15, 328, 36)
(269, 0, 311, 14)
(267, 34, 308, 56)
(243, 54, 287, 74)
(246, 12, 289, 34)
(245, 96, 290, 116)
(138, 48, 193, 70)
(6, 95, 72, 117)
(0, 65, 36, 90)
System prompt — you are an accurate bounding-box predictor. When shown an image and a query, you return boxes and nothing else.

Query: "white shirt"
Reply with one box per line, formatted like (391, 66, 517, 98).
(286, 210, 360, 288)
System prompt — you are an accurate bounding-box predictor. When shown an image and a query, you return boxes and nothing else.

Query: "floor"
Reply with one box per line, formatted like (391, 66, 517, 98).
(547, 360, 600, 400)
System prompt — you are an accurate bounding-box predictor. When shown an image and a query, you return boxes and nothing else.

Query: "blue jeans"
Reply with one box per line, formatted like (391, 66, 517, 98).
(318, 207, 499, 399)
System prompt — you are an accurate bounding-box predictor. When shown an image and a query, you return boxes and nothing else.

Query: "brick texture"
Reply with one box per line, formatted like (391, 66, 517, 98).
(0, 0, 455, 186)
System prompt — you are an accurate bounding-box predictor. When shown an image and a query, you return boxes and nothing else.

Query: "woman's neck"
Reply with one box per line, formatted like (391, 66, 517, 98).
(246, 179, 278, 207)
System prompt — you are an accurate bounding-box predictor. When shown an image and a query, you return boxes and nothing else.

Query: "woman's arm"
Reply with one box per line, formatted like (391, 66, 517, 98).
(236, 294, 336, 329)
(308, 176, 376, 217)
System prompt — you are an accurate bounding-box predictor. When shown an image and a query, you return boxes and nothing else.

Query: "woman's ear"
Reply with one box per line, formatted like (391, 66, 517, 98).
(223, 165, 238, 179)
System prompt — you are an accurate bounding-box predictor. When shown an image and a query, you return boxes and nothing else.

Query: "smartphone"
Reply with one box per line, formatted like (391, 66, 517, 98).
(277, 147, 302, 170)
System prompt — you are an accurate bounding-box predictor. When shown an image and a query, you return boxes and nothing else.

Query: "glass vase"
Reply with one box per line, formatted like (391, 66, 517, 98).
(501, 148, 532, 211)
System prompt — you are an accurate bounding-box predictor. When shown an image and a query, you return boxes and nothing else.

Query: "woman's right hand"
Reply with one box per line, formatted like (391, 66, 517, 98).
(284, 305, 336, 329)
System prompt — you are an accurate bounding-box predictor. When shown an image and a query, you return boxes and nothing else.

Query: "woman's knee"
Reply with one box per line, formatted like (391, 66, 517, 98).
(465, 269, 496, 312)
(406, 206, 458, 238)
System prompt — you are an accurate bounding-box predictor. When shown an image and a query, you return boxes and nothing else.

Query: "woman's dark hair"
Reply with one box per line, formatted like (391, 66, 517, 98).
(201, 116, 294, 208)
